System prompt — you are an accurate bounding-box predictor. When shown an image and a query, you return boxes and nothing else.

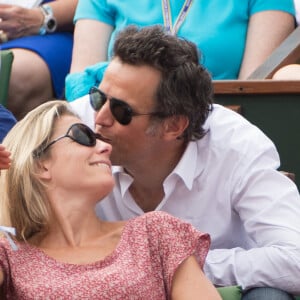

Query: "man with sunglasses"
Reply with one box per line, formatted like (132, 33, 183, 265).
(70, 25, 300, 299)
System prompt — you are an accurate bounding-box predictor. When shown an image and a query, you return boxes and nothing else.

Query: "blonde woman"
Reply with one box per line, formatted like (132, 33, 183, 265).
(0, 100, 221, 299)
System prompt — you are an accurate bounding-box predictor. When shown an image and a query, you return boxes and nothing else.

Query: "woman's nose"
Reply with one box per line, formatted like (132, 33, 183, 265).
(96, 138, 112, 155)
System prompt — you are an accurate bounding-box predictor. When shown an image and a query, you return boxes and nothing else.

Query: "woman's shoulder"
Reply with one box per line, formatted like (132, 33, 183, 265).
(124, 212, 182, 241)
(132, 211, 180, 226)
(126, 212, 210, 270)
(129, 211, 207, 240)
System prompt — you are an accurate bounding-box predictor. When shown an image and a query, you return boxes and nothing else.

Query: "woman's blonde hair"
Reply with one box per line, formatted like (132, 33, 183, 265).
(0, 100, 79, 241)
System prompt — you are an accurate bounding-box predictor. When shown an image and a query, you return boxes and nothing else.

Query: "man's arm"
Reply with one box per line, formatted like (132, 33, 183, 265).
(204, 164, 300, 294)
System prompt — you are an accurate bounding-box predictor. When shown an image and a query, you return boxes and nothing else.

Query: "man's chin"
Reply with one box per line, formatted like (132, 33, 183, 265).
(110, 152, 122, 166)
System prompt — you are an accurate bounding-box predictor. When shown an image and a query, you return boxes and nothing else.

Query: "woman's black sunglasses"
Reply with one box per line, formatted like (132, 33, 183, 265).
(89, 87, 164, 125)
(34, 123, 106, 157)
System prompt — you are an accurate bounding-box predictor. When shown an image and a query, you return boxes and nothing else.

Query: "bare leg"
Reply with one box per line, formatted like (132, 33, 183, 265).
(7, 48, 54, 120)
(272, 64, 300, 80)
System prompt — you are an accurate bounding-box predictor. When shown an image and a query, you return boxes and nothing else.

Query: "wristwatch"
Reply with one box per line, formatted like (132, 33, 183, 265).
(39, 4, 57, 35)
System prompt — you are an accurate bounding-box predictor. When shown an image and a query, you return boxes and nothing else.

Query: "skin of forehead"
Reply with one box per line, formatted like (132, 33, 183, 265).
(100, 58, 162, 111)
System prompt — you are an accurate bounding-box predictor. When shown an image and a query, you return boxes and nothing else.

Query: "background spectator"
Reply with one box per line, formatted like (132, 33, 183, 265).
(0, 0, 77, 119)
(65, 0, 295, 101)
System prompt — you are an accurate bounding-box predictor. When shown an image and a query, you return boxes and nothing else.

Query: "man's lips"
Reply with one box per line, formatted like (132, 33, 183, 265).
(96, 133, 112, 143)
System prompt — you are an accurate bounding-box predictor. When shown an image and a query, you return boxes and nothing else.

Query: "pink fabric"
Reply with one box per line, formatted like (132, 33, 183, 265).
(0, 211, 210, 299)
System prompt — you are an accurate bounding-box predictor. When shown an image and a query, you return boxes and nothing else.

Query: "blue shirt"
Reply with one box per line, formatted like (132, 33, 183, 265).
(0, 105, 16, 142)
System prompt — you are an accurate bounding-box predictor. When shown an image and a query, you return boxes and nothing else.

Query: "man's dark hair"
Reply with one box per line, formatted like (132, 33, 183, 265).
(113, 25, 214, 141)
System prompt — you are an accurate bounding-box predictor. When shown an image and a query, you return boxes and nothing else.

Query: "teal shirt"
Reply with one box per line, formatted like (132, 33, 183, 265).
(75, 0, 294, 79)
(66, 0, 295, 100)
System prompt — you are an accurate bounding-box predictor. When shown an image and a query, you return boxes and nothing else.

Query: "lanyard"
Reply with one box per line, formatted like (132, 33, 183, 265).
(161, 0, 194, 35)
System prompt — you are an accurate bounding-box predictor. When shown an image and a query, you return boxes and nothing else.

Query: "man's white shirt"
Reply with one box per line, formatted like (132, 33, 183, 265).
(70, 99, 300, 293)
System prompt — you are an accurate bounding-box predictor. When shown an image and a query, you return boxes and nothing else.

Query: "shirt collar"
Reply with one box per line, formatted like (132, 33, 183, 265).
(165, 141, 202, 190)
(112, 166, 133, 197)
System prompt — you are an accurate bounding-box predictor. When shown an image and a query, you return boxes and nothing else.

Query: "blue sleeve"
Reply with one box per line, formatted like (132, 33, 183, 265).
(0, 105, 16, 142)
(65, 61, 109, 101)
(74, 0, 115, 26)
(249, 0, 295, 16)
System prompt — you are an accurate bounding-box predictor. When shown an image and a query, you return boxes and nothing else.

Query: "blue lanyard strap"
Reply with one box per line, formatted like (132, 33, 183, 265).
(162, 0, 194, 35)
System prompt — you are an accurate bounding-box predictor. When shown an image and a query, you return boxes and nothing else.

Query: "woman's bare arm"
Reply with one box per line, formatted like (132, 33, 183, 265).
(239, 10, 295, 79)
(69, 19, 113, 73)
(171, 255, 221, 300)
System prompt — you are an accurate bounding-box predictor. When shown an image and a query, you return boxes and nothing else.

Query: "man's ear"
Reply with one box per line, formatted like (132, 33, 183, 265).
(163, 115, 189, 141)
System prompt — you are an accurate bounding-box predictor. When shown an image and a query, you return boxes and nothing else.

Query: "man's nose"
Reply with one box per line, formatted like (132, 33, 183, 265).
(95, 101, 114, 126)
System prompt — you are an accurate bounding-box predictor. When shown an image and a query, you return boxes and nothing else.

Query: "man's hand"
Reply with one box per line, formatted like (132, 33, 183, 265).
(0, 4, 43, 42)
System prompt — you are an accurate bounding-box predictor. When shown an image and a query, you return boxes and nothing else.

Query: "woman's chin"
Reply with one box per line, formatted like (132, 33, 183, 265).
(94, 179, 115, 201)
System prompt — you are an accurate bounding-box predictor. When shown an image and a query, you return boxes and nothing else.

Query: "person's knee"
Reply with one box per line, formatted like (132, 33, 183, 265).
(242, 287, 295, 300)
(272, 64, 300, 80)
(9, 48, 52, 96)
(7, 49, 54, 119)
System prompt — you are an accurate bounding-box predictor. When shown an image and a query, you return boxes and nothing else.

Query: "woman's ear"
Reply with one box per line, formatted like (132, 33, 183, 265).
(36, 159, 52, 180)
(163, 115, 189, 141)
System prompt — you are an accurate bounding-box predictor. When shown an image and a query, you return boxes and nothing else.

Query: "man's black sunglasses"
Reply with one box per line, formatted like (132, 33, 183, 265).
(89, 87, 164, 125)
(34, 123, 106, 157)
